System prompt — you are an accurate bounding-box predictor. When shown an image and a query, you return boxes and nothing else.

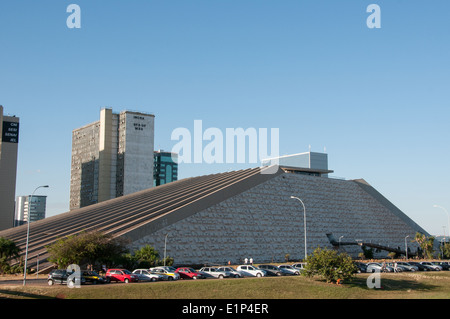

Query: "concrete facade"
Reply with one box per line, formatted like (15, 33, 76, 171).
(70, 108, 155, 210)
(0, 106, 20, 231)
(131, 173, 425, 265)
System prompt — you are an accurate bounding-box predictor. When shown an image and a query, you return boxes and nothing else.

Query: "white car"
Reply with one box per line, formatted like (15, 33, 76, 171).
(132, 269, 163, 282)
(217, 266, 242, 278)
(292, 263, 307, 272)
(278, 264, 300, 275)
(420, 262, 442, 271)
(236, 265, 266, 277)
(198, 267, 231, 279)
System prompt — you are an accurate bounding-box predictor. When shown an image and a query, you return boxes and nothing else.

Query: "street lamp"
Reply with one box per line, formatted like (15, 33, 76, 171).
(290, 196, 307, 259)
(405, 235, 410, 260)
(164, 232, 170, 267)
(23, 185, 49, 286)
(433, 205, 450, 243)
(339, 236, 344, 250)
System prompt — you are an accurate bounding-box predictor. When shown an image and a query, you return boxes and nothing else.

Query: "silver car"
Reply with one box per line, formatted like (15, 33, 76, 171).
(420, 262, 442, 271)
(366, 263, 393, 273)
(395, 262, 419, 272)
(217, 266, 242, 278)
(278, 264, 300, 275)
(132, 269, 163, 281)
(199, 267, 231, 279)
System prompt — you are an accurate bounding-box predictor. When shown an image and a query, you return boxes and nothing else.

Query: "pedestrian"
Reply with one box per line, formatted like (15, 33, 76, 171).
(249, 257, 253, 265)
(244, 257, 248, 265)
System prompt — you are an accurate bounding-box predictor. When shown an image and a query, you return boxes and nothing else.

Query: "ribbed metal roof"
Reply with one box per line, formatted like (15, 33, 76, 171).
(0, 166, 281, 271)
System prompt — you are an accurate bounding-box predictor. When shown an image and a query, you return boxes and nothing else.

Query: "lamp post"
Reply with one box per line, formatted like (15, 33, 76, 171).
(23, 185, 49, 286)
(405, 235, 409, 260)
(339, 236, 344, 250)
(433, 205, 450, 244)
(164, 232, 170, 267)
(290, 196, 307, 259)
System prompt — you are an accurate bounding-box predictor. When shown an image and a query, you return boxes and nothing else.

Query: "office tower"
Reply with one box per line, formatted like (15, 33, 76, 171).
(14, 195, 47, 227)
(154, 151, 178, 186)
(0, 105, 20, 231)
(70, 108, 155, 210)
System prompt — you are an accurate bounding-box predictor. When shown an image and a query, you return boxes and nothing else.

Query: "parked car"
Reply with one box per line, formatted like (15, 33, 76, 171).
(386, 262, 407, 272)
(258, 264, 287, 276)
(132, 269, 163, 282)
(236, 265, 266, 277)
(432, 261, 450, 270)
(366, 263, 393, 273)
(278, 264, 300, 275)
(175, 267, 205, 280)
(216, 266, 242, 278)
(420, 262, 442, 271)
(106, 269, 139, 283)
(81, 270, 108, 284)
(408, 262, 430, 271)
(48, 269, 85, 286)
(198, 267, 231, 279)
(354, 262, 368, 273)
(395, 262, 419, 272)
(150, 267, 180, 281)
(292, 263, 307, 272)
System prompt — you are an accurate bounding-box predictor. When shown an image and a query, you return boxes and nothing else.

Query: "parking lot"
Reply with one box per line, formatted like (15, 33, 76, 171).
(2, 260, 448, 288)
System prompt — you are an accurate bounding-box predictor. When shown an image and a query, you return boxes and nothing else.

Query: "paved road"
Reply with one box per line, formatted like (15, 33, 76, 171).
(0, 277, 48, 286)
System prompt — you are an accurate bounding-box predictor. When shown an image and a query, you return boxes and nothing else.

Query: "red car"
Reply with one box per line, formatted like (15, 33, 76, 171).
(106, 269, 139, 283)
(175, 267, 204, 280)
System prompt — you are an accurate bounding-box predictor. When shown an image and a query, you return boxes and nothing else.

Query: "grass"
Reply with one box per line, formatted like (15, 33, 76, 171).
(1, 272, 450, 299)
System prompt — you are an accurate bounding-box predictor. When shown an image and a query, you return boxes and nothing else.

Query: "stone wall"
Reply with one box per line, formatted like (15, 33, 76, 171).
(131, 172, 423, 265)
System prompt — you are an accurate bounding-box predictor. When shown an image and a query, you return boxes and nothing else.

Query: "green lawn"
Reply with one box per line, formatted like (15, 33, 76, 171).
(1, 272, 450, 299)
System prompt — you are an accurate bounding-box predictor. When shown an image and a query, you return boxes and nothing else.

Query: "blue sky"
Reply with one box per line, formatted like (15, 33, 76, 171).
(1, 1, 449, 236)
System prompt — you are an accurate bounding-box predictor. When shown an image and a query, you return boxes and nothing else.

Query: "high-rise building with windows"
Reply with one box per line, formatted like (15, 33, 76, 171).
(153, 151, 178, 186)
(14, 195, 47, 227)
(70, 108, 155, 210)
(0, 105, 20, 231)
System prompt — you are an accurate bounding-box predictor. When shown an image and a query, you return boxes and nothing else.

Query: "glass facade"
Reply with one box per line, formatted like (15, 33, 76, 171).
(154, 151, 178, 186)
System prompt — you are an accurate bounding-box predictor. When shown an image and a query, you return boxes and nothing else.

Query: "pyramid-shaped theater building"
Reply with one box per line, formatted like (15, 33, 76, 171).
(0, 152, 428, 271)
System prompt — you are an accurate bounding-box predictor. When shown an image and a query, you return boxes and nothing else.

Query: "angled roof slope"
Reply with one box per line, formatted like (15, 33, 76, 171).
(0, 166, 281, 270)
(352, 178, 429, 235)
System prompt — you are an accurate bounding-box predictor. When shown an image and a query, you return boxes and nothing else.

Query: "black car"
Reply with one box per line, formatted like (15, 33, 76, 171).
(47, 269, 85, 286)
(81, 270, 109, 284)
(408, 262, 429, 271)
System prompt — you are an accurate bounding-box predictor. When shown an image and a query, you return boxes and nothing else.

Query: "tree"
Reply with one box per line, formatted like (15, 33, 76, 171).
(361, 245, 374, 259)
(46, 231, 129, 269)
(414, 233, 435, 259)
(301, 247, 357, 283)
(440, 242, 450, 259)
(0, 237, 22, 275)
(134, 244, 160, 268)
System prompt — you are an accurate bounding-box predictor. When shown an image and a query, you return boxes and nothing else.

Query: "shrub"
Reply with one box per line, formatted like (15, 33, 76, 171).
(302, 247, 357, 283)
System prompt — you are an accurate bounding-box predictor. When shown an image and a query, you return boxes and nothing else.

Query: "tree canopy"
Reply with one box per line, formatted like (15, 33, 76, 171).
(46, 231, 129, 269)
(301, 247, 357, 283)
